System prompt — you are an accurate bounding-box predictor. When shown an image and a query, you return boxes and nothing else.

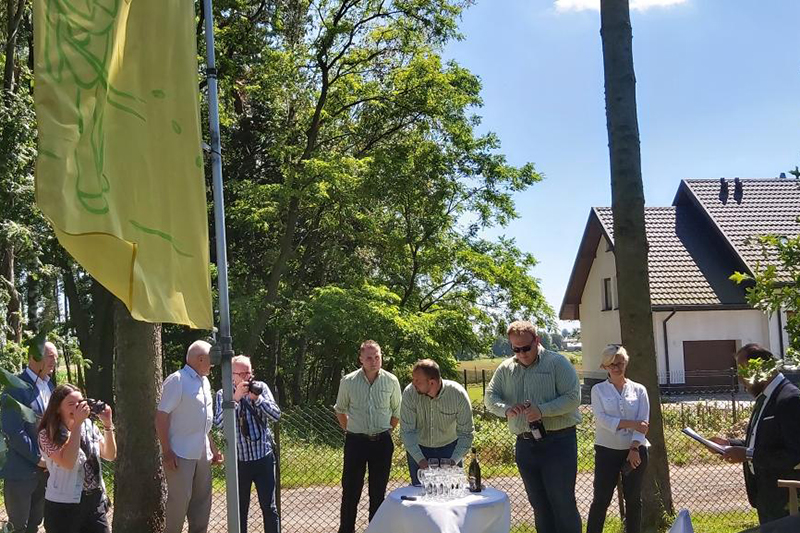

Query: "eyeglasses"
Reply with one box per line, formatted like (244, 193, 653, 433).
(512, 345, 533, 354)
(233, 371, 252, 377)
(605, 361, 625, 369)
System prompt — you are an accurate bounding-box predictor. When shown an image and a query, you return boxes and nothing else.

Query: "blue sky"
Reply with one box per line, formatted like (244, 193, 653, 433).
(444, 0, 800, 326)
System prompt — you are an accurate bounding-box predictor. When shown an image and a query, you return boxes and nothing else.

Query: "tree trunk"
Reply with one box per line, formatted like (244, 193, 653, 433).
(3, 0, 26, 93)
(63, 341, 73, 384)
(112, 298, 166, 533)
(63, 266, 115, 402)
(291, 335, 307, 405)
(599, 1, 674, 530)
(87, 282, 115, 405)
(245, 195, 301, 354)
(1, 244, 22, 343)
(26, 274, 38, 331)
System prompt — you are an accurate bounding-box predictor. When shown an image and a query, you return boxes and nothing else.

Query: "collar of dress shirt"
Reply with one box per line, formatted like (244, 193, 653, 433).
(183, 365, 202, 380)
(760, 372, 785, 403)
(25, 367, 50, 383)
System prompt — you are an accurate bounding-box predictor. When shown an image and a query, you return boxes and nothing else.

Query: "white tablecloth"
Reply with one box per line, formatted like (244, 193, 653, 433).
(365, 486, 511, 533)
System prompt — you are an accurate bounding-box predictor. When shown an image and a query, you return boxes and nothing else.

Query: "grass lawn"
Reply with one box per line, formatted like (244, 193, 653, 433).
(457, 357, 509, 373)
(467, 383, 483, 403)
(509, 510, 758, 533)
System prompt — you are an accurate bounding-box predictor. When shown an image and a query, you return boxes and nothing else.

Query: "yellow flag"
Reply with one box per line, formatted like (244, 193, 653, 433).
(34, 0, 212, 329)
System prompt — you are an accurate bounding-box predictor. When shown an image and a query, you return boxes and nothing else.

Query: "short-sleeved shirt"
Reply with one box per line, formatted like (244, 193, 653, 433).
(400, 379, 474, 464)
(334, 368, 401, 435)
(39, 420, 103, 490)
(484, 347, 582, 435)
(157, 365, 213, 460)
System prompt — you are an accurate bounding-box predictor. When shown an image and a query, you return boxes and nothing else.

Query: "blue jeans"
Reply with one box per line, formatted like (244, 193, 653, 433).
(406, 440, 459, 486)
(515, 427, 581, 533)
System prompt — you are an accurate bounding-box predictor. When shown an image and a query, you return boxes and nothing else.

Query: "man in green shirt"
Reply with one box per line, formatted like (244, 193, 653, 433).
(334, 340, 402, 533)
(485, 320, 582, 533)
(400, 359, 474, 486)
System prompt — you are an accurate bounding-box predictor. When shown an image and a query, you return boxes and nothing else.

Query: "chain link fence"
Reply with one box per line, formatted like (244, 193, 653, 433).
(262, 400, 758, 533)
(0, 397, 761, 532)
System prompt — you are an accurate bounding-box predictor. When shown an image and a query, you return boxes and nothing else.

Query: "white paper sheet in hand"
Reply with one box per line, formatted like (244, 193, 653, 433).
(682, 427, 730, 454)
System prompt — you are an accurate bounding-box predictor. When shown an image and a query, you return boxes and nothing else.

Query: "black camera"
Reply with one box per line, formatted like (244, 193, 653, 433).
(247, 381, 264, 396)
(84, 398, 107, 416)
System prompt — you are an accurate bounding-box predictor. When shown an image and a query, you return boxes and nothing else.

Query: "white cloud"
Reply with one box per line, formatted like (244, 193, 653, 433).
(555, 0, 688, 13)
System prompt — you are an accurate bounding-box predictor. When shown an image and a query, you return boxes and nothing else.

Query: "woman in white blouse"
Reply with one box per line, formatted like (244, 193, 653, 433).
(587, 344, 650, 533)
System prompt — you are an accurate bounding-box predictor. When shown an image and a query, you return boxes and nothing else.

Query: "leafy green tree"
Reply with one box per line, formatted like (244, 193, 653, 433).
(538, 331, 553, 351)
(208, 0, 553, 401)
(550, 332, 563, 351)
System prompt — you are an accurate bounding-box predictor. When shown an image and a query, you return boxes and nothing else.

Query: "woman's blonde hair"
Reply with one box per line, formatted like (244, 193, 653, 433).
(600, 344, 629, 368)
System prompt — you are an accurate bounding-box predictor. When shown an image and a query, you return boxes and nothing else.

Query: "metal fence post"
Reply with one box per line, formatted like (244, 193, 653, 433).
(463, 369, 468, 389)
(275, 417, 282, 522)
(274, 387, 282, 526)
(482, 369, 486, 399)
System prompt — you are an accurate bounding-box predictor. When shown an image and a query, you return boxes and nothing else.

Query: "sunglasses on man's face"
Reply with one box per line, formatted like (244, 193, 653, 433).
(512, 345, 533, 354)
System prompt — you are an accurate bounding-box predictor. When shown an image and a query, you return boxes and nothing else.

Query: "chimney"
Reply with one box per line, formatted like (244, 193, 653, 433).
(719, 177, 729, 204)
(734, 177, 743, 204)
(780, 172, 787, 179)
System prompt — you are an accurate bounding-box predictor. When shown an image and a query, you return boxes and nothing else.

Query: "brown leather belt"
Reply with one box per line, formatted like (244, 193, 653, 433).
(347, 431, 388, 441)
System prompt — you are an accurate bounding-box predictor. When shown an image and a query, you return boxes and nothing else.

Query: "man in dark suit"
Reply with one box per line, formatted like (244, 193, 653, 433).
(1, 341, 58, 533)
(711, 344, 800, 525)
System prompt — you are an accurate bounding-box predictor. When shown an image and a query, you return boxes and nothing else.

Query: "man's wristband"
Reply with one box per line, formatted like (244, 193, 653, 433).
(630, 446, 640, 452)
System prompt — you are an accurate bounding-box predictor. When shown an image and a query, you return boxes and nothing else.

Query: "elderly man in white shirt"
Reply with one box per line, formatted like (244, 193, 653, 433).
(156, 340, 223, 533)
(587, 344, 650, 533)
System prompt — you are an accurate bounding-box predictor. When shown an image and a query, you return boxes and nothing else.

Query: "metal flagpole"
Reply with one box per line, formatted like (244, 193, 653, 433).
(202, 0, 240, 531)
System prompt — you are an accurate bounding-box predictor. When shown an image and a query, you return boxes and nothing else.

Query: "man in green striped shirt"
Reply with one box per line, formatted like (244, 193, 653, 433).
(485, 320, 582, 533)
(400, 359, 474, 486)
(334, 340, 401, 533)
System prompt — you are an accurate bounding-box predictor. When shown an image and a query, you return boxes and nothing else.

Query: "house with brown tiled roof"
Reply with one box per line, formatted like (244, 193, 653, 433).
(560, 178, 800, 389)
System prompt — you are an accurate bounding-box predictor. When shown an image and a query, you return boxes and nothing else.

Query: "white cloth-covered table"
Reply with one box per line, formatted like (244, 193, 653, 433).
(365, 486, 511, 533)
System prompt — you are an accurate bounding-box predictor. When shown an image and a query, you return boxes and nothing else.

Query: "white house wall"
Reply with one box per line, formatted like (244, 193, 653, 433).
(653, 309, 772, 384)
(767, 310, 790, 359)
(579, 237, 621, 381)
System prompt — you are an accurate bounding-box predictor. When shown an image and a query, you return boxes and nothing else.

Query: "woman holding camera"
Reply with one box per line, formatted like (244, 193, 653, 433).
(38, 384, 116, 533)
(587, 344, 650, 533)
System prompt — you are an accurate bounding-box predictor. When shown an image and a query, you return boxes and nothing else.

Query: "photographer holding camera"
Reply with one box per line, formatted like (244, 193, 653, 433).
(213, 355, 281, 533)
(37, 384, 115, 533)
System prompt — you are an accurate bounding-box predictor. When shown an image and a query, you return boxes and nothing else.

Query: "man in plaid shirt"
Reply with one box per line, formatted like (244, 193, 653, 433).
(214, 355, 281, 533)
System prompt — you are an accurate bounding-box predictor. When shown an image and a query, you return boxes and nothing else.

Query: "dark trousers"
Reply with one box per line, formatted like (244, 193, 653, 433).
(587, 445, 649, 533)
(4, 470, 47, 533)
(755, 473, 795, 525)
(406, 440, 459, 486)
(43, 489, 109, 533)
(238, 453, 280, 533)
(338, 431, 393, 533)
(515, 427, 581, 533)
